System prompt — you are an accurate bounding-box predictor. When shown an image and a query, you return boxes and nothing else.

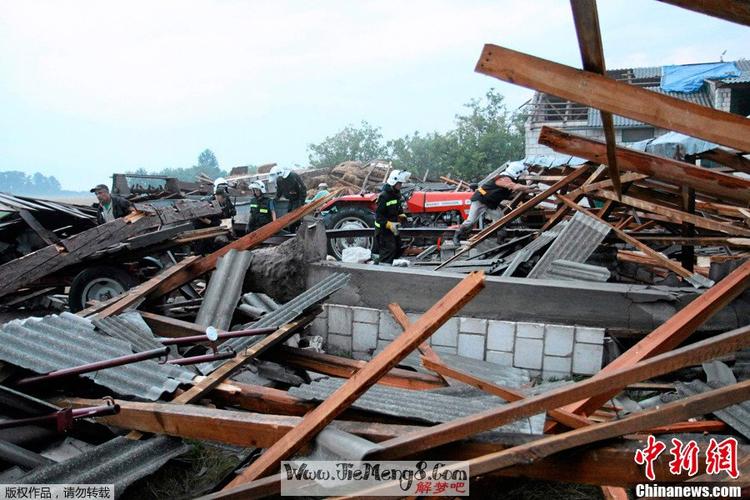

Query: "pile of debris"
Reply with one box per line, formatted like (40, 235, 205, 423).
(298, 160, 392, 195)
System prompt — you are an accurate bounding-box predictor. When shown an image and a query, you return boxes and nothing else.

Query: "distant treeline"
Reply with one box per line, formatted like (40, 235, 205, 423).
(127, 149, 250, 182)
(0, 171, 77, 196)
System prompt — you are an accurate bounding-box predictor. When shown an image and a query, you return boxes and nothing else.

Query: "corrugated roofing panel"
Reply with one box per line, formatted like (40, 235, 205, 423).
(92, 312, 164, 353)
(289, 377, 545, 434)
(21, 436, 189, 497)
(676, 380, 750, 440)
(196, 249, 252, 331)
(0, 313, 194, 400)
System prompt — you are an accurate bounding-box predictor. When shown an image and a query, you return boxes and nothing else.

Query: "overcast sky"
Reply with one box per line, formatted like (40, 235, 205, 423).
(1, 0, 748, 191)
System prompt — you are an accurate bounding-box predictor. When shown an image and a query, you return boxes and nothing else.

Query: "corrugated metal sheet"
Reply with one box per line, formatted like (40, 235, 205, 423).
(198, 272, 350, 374)
(501, 222, 567, 277)
(676, 380, 750, 440)
(547, 260, 611, 282)
(0, 313, 194, 400)
(92, 312, 164, 353)
(528, 211, 610, 279)
(20, 436, 189, 497)
(437, 353, 532, 387)
(288, 377, 545, 434)
(196, 249, 253, 331)
(721, 72, 750, 84)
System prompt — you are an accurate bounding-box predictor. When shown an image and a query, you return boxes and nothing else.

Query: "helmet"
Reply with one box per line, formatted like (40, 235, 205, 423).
(249, 181, 266, 194)
(502, 162, 528, 180)
(269, 165, 291, 179)
(318, 183, 328, 189)
(213, 177, 229, 194)
(386, 170, 411, 187)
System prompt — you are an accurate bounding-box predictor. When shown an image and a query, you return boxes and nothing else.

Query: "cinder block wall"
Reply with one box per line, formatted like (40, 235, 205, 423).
(311, 304, 605, 379)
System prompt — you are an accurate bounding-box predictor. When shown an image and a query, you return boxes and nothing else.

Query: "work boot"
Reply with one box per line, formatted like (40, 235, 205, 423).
(452, 226, 465, 246)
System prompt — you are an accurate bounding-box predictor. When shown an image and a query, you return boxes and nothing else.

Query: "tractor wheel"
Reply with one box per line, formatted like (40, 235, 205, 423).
(68, 265, 139, 312)
(325, 206, 375, 260)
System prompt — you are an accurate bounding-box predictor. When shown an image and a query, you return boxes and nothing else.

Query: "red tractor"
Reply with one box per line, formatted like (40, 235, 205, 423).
(321, 188, 473, 259)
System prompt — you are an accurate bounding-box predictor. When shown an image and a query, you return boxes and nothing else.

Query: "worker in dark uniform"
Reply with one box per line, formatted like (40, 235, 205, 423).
(90, 184, 134, 225)
(374, 170, 410, 265)
(452, 162, 537, 246)
(270, 165, 307, 212)
(246, 181, 276, 233)
(199, 178, 236, 228)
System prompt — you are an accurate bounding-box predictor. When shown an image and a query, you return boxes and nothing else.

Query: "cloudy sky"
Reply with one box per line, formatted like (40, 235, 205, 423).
(1, 0, 748, 190)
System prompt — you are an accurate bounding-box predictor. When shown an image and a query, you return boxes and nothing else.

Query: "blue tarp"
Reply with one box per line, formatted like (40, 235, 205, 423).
(661, 62, 740, 93)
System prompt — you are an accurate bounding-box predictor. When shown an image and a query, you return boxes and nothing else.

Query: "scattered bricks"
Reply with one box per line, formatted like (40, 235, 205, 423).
(352, 306, 379, 324)
(327, 305, 352, 336)
(576, 326, 605, 345)
(486, 350, 514, 367)
(431, 345, 458, 356)
(458, 333, 486, 360)
(352, 322, 378, 352)
(514, 338, 544, 370)
(516, 322, 545, 339)
(326, 333, 352, 356)
(430, 318, 459, 347)
(543, 355, 573, 379)
(459, 317, 487, 335)
(544, 325, 575, 357)
(378, 312, 401, 340)
(573, 342, 604, 375)
(487, 320, 515, 352)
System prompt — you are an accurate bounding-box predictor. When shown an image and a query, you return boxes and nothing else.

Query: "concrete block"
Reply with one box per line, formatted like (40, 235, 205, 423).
(310, 317, 328, 339)
(352, 322, 378, 352)
(514, 338, 543, 370)
(486, 350, 514, 367)
(378, 312, 401, 340)
(544, 325, 575, 357)
(487, 320, 514, 352)
(543, 355, 572, 379)
(457, 333, 485, 360)
(352, 306, 379, 325)
(327, 333, 351, 356)
(327, 305, 352, 336)
(516, 322, 545, 339)
(430, 317, 459, 347)
(431, 345, 458, 356)
(352, 351, 371, 361)
(459, 317, 487, 335)
(576, 326, 604, 345)
(573, 342, 604, 375)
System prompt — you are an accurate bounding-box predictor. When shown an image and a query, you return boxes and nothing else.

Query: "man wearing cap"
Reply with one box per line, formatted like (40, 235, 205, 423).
(91, 184, 134, 225)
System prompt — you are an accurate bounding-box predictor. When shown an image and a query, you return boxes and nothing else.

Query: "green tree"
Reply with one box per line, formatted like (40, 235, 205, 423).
(307, 121, 388, 168)
(197, 149, 219, 170)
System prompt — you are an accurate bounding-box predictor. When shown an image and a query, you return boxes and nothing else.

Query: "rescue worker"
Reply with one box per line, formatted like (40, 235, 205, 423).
(269, 166, 307, 212)
(90, 184, 134, 224)
(452, 162, 537, 246)
(212, 178, 237, 220)
(246, 181, 276, 233)
(374, 170, 410, 265)
(306, 182, 330, 203)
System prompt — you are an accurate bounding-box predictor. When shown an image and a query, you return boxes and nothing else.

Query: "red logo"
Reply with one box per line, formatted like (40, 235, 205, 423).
(635, 435, 740, 480)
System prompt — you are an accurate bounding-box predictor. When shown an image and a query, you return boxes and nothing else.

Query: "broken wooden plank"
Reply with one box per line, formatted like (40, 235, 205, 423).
(18, 209, 61, 245)
(436, 167, 591, 269)
(387, 303, 446, 381)
(557, 195, 711, 288)
(62, 398, 418, 447)
(655, 0, 750, 27)
(541, 164, 607, 231)
(149, 192, 336, 299)
(360, 323, 750, 460)
(591, 189, 750, 236)
(697, 148, 750, 175)
(570, 0, 621, 198)
(475, 44, 750, 153)
(225, 272, 485, 485)
(262, 347, 447, 391)
(539, 126, 750, 204)
(421, 357, 592, 429)
(138, 311, 212, 338)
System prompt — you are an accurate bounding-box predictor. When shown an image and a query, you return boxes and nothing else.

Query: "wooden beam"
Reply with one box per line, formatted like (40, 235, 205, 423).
(476, 44, 750, 153)
(591, 189, 750, 236)
(555, 256, 750, 424)
(569, 0, 621, 197)
(262, 347, 447, 391)
(87, 256, 200, 320)
(539, 127, 750, 204)
(557, 195, 710, 287)
(360, 323, 750, 461)
(17, 209, 61, 245)
(352, 379, 750, 496)
(387, 303, 447, 384)
(149, 192, 336, 299)
(541, 164, 607, 231)
(62, 398, 419, 447)
(225, 272, 485, 486)
(634, 236, 750, 248)
(208, 379, 315, 416)
(421, 357, 592, 429)
(655, 0, 750, 27)
(436, 166, 591, 269)
(138, 311, 211, 338)
(697, 148, 750, 175)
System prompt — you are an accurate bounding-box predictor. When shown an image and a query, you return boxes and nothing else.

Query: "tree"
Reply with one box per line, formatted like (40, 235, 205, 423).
(197, 149, 219, 170)
(307, 121, 388, 168)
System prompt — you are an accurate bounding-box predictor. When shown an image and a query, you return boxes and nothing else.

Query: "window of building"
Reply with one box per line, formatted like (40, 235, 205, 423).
(621, 128, 655, 143)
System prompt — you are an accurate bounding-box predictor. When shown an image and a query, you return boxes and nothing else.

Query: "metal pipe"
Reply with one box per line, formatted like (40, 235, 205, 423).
(160, 327, 276, 346)
(0, 403, 120, 432)
(15, 347, 169, 386)
(166, 351, 235, 366)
